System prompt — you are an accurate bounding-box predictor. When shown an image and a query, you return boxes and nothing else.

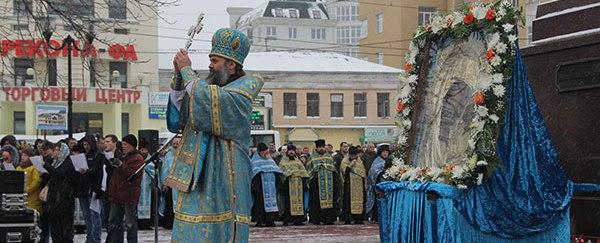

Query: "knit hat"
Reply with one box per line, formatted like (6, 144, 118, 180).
(122, 134, 138, 148)
(257, 143, 268, 152)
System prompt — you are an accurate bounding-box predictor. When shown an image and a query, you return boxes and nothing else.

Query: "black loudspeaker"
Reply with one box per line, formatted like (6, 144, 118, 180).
(138, 129, 159, 154)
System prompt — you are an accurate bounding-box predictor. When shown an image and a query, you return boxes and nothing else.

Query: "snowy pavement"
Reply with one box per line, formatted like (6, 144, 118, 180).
(73, 222, 380, 242)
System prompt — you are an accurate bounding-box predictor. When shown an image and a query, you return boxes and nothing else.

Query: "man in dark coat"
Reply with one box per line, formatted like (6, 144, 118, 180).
(106, 134, 145, 243)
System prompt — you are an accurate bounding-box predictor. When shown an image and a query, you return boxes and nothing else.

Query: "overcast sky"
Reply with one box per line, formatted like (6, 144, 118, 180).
(158, 0, 266, 52)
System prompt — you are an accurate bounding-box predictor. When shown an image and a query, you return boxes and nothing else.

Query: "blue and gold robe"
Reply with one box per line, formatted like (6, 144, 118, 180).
(164, 66, 263, 243)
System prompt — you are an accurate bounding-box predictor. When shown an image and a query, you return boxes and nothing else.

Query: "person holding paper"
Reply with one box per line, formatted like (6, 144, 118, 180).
(16, 148, 43, 214)
(43, 142, 77, 243)
(74, 135, 104, 243)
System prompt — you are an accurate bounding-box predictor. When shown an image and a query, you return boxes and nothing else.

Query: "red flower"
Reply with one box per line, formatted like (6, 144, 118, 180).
(485, 48, 495, 61)
(486, 9, 496, 21)
(473, 91, 485, 106)
(463, 13, 475, 24)
(404, 63, 413, 72)
(396, 100, 407, 113)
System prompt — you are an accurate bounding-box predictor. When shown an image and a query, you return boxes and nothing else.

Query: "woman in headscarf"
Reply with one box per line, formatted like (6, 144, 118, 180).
(365, 144, 390, 222)
(1, 144, 19, 170)
(42, 142, 77, 243)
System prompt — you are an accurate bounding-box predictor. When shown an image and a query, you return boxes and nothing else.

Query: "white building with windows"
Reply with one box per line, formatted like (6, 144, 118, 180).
(227, 0, 337, 52)
(0, 0, 163, 137)
(324, 0, 363, 58)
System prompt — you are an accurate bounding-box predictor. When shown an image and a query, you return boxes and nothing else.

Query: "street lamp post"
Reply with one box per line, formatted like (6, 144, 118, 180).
(43, 27, 94, 139)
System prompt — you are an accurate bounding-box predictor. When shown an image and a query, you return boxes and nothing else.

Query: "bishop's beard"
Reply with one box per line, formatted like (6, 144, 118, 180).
(206, 68, 231, 86)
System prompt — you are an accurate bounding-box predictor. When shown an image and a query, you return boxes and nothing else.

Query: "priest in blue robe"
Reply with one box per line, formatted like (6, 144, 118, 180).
(165, 28, 263, 242)
(250, 143, 283, 227)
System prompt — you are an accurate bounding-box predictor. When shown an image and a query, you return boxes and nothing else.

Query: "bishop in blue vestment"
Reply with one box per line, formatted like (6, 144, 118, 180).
(165, 28, 263, 242)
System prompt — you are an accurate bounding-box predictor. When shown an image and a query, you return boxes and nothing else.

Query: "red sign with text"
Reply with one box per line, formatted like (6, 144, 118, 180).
(1, 86, 141, 104)
(0, 39, 138, 61)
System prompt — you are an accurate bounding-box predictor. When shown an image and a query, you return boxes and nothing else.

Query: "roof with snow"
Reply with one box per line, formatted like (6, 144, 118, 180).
(237, 0, 330, 27)
(158, 51, 402, 73)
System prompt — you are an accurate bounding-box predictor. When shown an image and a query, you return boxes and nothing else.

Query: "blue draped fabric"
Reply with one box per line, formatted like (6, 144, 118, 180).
(251, 154, 282, 213)
(138, 155, 154, 219)
(250, 154, 283, 177)
(366, 156, 386, 216)
(376, 49, 591, 242)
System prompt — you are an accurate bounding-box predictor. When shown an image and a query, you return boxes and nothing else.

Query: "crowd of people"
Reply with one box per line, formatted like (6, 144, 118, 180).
(0, 134, 181, 243)
(249, 139, 393, 227)
(1, 133, 393, 242)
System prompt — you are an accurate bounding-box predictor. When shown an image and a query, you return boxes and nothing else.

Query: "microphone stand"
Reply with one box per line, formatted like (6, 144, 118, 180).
(127, 134, 179, 243)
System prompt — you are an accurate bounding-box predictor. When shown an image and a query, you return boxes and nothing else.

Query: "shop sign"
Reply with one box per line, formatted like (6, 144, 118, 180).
(149, 106, 167, 119)
(363, 127, 396, 143)
(36, 105, 67, 131)
(149, 92, 169, 106)
(251, 110, 265, 130)
(1, 86, 141, 104)
(1, 39, 138, 61)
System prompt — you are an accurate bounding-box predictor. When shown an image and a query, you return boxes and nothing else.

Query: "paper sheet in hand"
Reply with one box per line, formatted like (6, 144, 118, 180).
(90, 193, 101, 213)
(70, 153, 89, 171)
(30, 156, 48, 173)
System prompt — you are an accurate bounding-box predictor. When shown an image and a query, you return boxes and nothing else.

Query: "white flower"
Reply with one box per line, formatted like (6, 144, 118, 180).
(406, 74, 418, 84)
(468, 138, 476, 149)
(495, 42, 507, 54)
(487, 33, 501, 49)
(427, 167, 443, 180)
(491, 73, 504, 84)
(392, 158, 404, 166)
(397, 74, 406, 80)
(452, 12, 464, 27)
(488, 114, 500, 123)
(403, 119, 412, 129)
(497, 7, 507, 19)
(477, 173, 484, 185)
(399, 85, 412, 99)
(501, 0, 512, 7)
(473, 6, 487, 20)
(431, 16, 444, 33)
(476, 106, 489, 117)
(397, 135, 408, 144)
(476, 74, 494, 91)
(477, 160, 488, 166)
(502, 23, 514, 33)
(452, 165, 465, 178)
(407, 167, 421, 181)
(457, 184, 468, 190)
(490, 56, 502, 66)
(443, 15, 454, 28)
(471, 120, 485, 133)
(508, 34, 517, 43)
(492, 85, 506, 97)
(402, 107, 411, 116)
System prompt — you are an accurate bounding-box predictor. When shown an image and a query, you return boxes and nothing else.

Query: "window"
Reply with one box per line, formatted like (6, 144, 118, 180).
(354, 93, 367, 117)
(283, 93, 297, 117)
(336, 26, 361, 44)
(288, 27, 297, 39)
(274, 8, 283, 17)
(266, 26, 277, 36)
(14, 112, 25, 135)
(376, 52, 384, 64)
(109, 0, 127, 19)
(330, 94, 344, 118)
(121, 113, 129, 138)
(418, 7, 437, 25)
(109, 62, 128, 88)
(361, 20, 368, 38)
(307, 93, 320, 117)
(377, 93, 390, 118)
(13, 0, 32, 16)
(47, 59, 57, 86)
(311, 28, 326, 40)
(13, 58, 33, 86)
(376, 13, 384, 33)
(312, 10, 322, 19)
(12, 24, 28, 31)
(89, 59, 97, 87)
(48, 0, 94, 17)
(336, 5, 358, 21)
(114, 28, 129, 35)
(289, 9, 298, 18)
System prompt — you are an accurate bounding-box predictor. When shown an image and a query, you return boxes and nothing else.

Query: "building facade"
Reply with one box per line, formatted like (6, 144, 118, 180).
(227, 0, 337, 52)
(0, 0, 162, 137)
(159, 51, 402, 149)
(325, 0, 363, 58)
(358, 0, 527, 68)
